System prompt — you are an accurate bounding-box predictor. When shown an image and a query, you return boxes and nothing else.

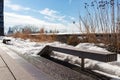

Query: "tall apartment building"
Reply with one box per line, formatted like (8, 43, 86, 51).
(0, 0, 4, 36)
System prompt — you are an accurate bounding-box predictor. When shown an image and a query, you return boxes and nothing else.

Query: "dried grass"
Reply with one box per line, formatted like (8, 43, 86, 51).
(67, 35, 80, 46)
(78, 0, 120, 52)
(12, 28, 56, 42)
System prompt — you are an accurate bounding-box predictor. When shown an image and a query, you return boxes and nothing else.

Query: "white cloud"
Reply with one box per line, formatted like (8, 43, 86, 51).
(4, 12, 68, 32)
(4, 12, 45, 25)
(4, 0, 11, 3)
(40, 8, 58, 17)
(69, 16, 75, 20)
(6, 4, 30, 11)
(5, 0, 31, 11)
(39, 8, 66, 22)
(4, 12, 80, 33)
(44, 16, 54, 21)
(67, 23, 80, 33)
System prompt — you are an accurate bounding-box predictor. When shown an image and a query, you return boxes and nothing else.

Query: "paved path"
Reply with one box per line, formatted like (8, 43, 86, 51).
(0, 42, 55, 80)
(0, 47, 35, 80)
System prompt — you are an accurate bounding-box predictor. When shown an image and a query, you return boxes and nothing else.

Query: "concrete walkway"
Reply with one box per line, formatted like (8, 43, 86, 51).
(0, 47, 35, 80)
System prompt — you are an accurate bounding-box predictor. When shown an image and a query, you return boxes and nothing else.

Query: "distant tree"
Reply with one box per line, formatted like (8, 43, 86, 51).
(45, 30, 48, 33)
(49, 30, 53, 33)
(56, 30, 59, 33)
(22, 28, 31, 34)
(11, 25, 39, 33)
(39, 28, 44, 33)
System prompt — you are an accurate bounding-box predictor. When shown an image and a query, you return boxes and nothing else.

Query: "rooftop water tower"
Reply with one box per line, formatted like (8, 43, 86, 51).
(0, 0, 4, 36)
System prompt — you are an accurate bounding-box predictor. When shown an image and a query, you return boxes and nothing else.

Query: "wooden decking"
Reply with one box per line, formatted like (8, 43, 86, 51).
(0, 48, 35, 80)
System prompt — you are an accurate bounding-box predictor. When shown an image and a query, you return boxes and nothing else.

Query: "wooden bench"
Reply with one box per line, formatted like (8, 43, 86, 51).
(37, 45, 117, 69)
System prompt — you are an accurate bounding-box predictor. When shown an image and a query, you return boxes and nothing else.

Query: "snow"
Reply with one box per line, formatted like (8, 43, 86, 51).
(1, 36, 120, 79)
(75, 43, 109, 52)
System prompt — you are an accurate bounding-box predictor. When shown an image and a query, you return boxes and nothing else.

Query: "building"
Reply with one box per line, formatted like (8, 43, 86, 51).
(0, 0, 4, 36)
(7, 27, 13, 34)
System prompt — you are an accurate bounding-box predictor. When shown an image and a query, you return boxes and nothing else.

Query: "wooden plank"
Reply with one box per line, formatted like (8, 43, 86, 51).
(5, 47, 54, 80)
(0, 67, 15, 80)
(0, 57, 6, 67)
(0, 49, 35, 80)
(38, 45, 117, 62)
(0, 56, 15, 80)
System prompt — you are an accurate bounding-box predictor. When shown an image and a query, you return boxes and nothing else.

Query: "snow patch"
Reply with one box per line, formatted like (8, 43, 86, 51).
(76, 43, 109, 52)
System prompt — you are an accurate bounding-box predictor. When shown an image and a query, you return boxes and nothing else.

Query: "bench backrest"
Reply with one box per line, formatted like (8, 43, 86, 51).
(38, 45, 117, 62)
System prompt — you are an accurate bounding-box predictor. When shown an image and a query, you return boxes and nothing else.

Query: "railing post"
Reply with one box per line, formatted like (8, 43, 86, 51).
(81, 58, 84, 70)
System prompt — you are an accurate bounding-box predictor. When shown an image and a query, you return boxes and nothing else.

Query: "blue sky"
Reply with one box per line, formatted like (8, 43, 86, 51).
(4, 0, 92, 33)
(4, 0, 119, 33)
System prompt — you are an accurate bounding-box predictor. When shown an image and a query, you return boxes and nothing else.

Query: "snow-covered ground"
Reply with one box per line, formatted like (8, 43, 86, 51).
(1, 37, 120, 80)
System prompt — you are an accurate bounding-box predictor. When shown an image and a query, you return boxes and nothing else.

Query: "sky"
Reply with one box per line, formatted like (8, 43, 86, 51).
(4, 0, 91, 33)
(4, 0, 119, 33)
